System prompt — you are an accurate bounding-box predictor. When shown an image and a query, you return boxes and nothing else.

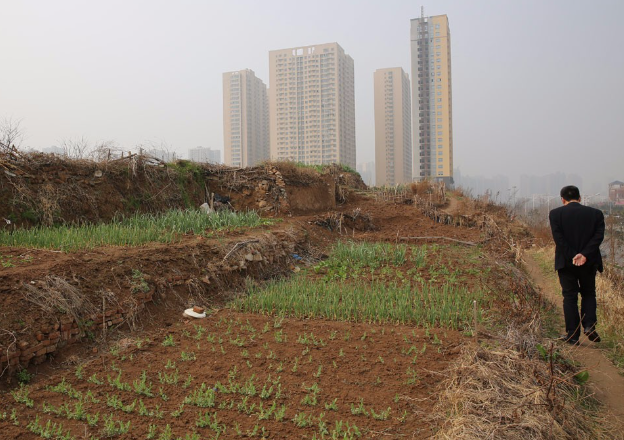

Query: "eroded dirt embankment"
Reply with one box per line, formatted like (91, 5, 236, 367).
(0, 226, 314, 372)
(0, 153, 365, 228)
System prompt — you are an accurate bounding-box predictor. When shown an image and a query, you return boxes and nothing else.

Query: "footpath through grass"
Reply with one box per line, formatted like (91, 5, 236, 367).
(531, 247, 624, 372)
(0, 209, 274, 251)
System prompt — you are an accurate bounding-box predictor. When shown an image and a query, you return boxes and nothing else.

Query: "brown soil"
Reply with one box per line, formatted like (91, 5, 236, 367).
(0, 154, 539, 438)
(1, 310, 468, 439)
(523, 250, 624, 432)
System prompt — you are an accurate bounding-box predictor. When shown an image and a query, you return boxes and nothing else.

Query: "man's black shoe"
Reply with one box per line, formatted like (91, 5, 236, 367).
(558, 334, 580, 346)
(584, 329, 601, 343)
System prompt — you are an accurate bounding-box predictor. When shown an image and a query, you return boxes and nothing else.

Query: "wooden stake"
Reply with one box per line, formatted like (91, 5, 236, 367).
(102, 295, 106, 342)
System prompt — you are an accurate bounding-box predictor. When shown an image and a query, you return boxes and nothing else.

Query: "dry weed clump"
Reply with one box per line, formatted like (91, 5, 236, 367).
(22, 276, 112, 328)
(410, 180, 431, 196)
(432, 338, 610, 440)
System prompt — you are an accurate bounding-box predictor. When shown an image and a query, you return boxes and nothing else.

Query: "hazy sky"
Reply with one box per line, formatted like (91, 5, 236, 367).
(1, 0, 623, 191)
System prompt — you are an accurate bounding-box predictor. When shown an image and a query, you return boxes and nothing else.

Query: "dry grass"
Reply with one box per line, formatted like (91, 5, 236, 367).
(535, 246, 624, 367)
(596, 266, 624, 367)
(23, 276, 98, 326)
(22, 277, 118, 331)
(410, 180, 432, 196)
(432, 332, 611, 440)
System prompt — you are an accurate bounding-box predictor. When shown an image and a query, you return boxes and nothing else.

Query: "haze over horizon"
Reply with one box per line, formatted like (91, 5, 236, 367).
(1, 0, 622, 193)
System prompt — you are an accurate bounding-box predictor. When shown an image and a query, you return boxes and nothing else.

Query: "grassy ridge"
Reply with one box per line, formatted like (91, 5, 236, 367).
(0, 210, 273, 251)
(234, 277, 483, 329)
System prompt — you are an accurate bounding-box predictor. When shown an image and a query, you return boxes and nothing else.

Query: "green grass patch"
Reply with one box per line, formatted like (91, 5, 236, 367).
(0, 209, 273, 251)
(289, 162, 358, 175)
(326, 241, 408, 267)
(313, 241, 419, 281)
(233, 276, 485, 329)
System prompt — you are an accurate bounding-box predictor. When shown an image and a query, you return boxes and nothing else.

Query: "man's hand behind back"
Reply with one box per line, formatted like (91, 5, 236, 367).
(573, 253, 587, 266)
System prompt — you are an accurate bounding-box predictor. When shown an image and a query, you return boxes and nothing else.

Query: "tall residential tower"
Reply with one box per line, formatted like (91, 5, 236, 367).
(410, 14, 453, 183)
(222, 69, 270, 167)
(374, 67, 412, 186)
(269, 42, 356, 168)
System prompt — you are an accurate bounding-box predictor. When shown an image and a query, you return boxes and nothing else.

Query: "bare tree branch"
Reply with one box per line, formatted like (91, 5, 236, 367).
(0, 117, 25, 151)
(60, 136, 91, 159)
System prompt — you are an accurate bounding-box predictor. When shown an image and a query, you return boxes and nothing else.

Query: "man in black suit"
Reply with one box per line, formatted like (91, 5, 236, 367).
(549, 185, 605, 345)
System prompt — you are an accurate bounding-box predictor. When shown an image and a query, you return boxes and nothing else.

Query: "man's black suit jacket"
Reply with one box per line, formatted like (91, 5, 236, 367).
(549, 202, 605, 272)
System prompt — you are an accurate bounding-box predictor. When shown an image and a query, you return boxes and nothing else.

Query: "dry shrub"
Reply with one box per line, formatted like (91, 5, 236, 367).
(20, 276, 122, 331)
(23, 276, 96, 325)
(411, 180, 432, 196)
(433, 337, 611, 440)
(532, 224, 554, 245)
(409, 181, 418, 195)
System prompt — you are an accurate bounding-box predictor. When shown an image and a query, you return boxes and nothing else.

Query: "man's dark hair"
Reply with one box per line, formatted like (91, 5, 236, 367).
(560, 185, 581, 201)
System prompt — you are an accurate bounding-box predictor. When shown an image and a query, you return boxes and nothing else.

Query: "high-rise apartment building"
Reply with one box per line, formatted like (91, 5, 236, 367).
(222, 69, 269, 167)
(374, 67, 412, 186)
(269, 42, 356, 168)
(410, 14, 453, 183)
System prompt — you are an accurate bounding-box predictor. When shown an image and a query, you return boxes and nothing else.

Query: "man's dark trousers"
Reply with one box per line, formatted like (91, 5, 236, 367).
(549, 200, 604, 341)
(557, 264, 598, 340)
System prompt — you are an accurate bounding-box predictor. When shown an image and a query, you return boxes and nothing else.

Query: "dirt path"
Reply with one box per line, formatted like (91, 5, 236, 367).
(442, 195, 460, 216)
(524, 249, 624, 434)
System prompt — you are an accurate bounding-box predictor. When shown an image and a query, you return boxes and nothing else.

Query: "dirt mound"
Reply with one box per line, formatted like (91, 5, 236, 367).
(0, 153, 365, 228)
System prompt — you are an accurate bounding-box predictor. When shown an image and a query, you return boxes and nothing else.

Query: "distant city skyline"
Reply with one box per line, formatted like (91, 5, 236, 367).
(455, 169, 606, 200)
(189, 146, 220, 164)
(1, 1, 622, 191)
